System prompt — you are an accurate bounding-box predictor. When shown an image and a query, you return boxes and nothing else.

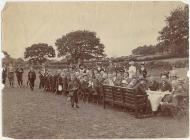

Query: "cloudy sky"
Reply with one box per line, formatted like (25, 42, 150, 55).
(2, 1, 186, 59)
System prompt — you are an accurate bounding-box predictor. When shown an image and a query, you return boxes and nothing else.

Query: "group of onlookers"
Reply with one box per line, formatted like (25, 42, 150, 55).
(2, 63, 24, 88)
(2, 61, 188, 113)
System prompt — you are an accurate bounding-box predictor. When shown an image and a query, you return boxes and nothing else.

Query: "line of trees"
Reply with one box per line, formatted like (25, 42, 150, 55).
(24, 5, 188, 64)
(24, 30, 106, 64)
(132, 5, 189, 56)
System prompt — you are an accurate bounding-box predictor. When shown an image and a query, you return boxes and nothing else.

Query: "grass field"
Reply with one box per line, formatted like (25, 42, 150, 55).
(2, 68, 189, 138)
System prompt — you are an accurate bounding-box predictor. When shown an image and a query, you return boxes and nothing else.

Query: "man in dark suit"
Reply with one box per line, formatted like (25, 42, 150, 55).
(2, 64, 7, 84)
(39, 70, 44, 89)
(15, 65, 24, 87)
(28, 67, 36, 91)
(159, 75, 172, 92)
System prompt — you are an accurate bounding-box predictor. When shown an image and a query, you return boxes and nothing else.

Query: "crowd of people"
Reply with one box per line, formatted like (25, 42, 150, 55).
(2, 61, 188, 115)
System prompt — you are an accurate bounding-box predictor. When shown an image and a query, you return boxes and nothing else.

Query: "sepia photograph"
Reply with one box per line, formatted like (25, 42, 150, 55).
(1, 1, 189, 139)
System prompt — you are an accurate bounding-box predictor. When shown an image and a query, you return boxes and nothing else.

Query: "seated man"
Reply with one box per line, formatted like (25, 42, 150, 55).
(160, 78, 187, 116)
(157, 74, 172, 111)
(127, 77, 148, 95)
(121, 72, 130, 87)
(159, 75, 172, 92)
(148, 76, 159, 91)
(114, 72, 123, 86)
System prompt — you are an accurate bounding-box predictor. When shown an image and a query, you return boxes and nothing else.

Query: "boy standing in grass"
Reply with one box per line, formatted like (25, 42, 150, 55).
(68, 74, 79, 108)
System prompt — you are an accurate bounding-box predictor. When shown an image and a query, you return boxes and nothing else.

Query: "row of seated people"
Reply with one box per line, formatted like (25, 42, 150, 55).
(39, 67, 186, 97)
(38, 67, 188, 114)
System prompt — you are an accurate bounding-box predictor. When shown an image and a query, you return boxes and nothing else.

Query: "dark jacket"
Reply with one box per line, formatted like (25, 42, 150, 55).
(159, 80, 172, 92)
(2, 67, 7, 79)
(15, 68, 24, 77)
(139, 67, 147, 78)
(149, 80, 159, 91)
(28, 70, 36, 81)
(68, 79, 79, 96)
(127, 79, 147, 95)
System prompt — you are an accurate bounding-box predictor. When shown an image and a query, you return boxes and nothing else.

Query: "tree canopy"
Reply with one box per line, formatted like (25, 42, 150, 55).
(132, 5, 189, 56)
(24, 43, 55, 64)
(55, 30, 106, 64)
(157, 5, 189, 55)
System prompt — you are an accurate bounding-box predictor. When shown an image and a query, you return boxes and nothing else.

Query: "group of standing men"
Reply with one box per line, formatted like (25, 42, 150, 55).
(2, 63, 36, 91)
(1, 61, 148, 108)
(2, 63, 24, 87)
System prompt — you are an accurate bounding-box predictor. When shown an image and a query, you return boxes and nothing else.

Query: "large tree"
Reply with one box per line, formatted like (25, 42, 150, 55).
(157, 5, 189, 55)
(55, 30, 106, 64)
(24, 43, 55, 64)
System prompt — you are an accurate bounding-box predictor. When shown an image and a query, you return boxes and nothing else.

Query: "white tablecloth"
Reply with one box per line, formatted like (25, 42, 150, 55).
(146, 90, 171, 111)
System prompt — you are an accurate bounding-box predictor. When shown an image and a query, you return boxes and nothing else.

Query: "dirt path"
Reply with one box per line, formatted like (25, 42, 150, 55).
(2, 86, 189, 138)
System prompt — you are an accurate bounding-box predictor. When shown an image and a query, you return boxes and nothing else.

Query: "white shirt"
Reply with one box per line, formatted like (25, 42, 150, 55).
(128, 65, 136, 78)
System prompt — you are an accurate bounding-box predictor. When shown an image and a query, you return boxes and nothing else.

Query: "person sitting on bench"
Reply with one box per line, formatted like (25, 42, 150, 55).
(127, 76, 148, 95)
(148, 76, 159, 91)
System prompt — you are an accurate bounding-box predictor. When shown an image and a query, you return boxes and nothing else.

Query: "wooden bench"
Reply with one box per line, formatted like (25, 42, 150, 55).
(103, 85, 148, 118)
